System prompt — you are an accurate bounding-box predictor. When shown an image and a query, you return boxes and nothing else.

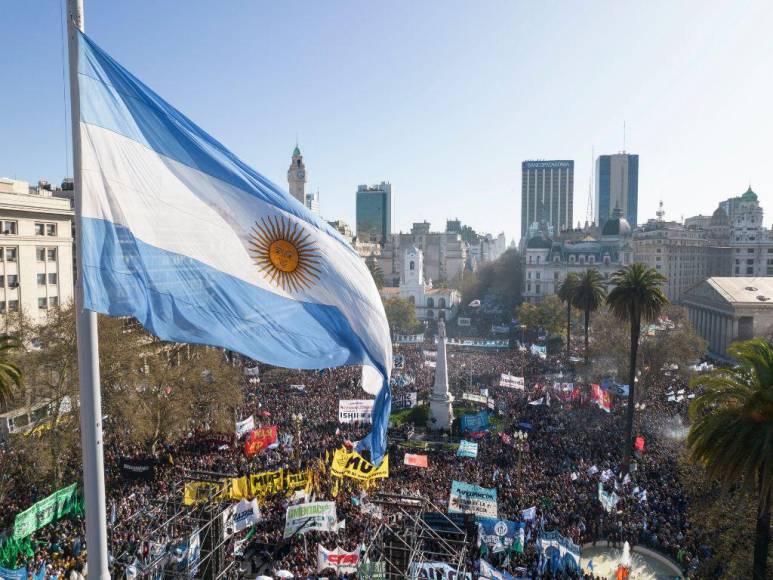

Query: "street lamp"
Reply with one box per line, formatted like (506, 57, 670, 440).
(292, 413, 303, 459)
(514, 430, 529, 473)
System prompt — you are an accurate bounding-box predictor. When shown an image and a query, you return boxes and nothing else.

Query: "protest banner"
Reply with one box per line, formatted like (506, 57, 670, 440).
(235, 415, 254, 438)
(462, 392, 488, 404)
(424, 360, 437, 368)
(460, 411, 489, 432)
(499, 374, 525, 389)
(404, 454, 428, 468)
(118, 457, 155, 481)
(316, 545, 360, 574)
(410, 562, 472, 579)
(521, 506, 537, 521)
(13, 483, 82, 539)
(480, 559, 521, 580)
(448, 481, 497, 517)
(244, 426, 277, 456)
(330, 448, 389, 481)
(477, 517, 525, 553)
(283, 501, 337, 538)
(338, 399, 374, 424)
(590, 384, 612, 413)
(393, 392, 418, 411)
(536, 531, 580, 574)
(222, 499, 261, 539)
(456, 440, 478, 459)
(530, 344, 547, 359)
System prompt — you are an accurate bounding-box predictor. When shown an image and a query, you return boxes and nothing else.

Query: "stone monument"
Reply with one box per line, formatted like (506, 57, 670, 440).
(428, 320, 454, 431)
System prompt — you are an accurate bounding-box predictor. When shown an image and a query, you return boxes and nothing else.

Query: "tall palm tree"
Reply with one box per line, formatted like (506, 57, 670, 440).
(572, 269, 607, 364)
(688, 339, 772, 579)
(557, 273, 579, 359)
(606, 263, 668, 472)
(0, 334, 22, 409)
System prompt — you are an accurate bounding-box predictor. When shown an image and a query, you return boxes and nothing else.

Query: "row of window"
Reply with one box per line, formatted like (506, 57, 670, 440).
(0, 297, 59, 312)
(0, 247, 58, 262)
(527, 254, 614, 265)
(0, 221, 58, 236)
(0, 273, 58, 287)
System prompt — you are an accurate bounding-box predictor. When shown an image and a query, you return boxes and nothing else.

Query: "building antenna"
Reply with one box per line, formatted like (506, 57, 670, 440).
(622, 121, 626, 152)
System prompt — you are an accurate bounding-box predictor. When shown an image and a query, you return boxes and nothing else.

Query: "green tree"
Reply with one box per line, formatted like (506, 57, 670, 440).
(606, 263, 668, 472)
(516, 295, 564, 338)
(365, 256, 385, 289)
(687, 339, 773, 579)
(0, 334, 22, 410)
(383, 297, 422, 334)
(572, 269, 607, 364)
(557, 273, 579, 359)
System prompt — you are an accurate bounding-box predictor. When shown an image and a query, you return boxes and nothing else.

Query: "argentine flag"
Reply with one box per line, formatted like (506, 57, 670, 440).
(75, 32, 392, 464)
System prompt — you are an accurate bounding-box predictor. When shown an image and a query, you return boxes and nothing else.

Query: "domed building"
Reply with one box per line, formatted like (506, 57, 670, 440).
(523, 209, 633, 303)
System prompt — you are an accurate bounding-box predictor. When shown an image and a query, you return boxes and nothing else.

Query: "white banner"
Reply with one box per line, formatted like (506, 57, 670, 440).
(283, 501, 338, 538)
(424, 360, 437, 368)
(410, 562, 472, 579)
(338, 399, 374, 424)
(222, 498, 261, 539)
(462, 392, 488, 404)
(235, 415, 254, 438)
(317, 545, 360, 574)
(499, 374, 524, 389)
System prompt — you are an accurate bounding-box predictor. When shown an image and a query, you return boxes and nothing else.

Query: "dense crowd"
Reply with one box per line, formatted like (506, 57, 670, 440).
(0, 332, 710, 579)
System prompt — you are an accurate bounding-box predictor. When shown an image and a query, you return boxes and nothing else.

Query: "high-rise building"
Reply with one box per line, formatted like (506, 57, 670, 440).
(595, 153, 639, 229)
(287, 145, 306, 205)
(520, 160, 574, 238)
(305, 188, 320, 215)
(356, 182, 391, 244)
(0, 177, 75, 321)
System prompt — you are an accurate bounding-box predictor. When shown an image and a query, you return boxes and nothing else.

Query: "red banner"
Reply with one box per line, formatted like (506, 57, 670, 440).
(244, 426, 277, 456)
(404, 453, 428, 468)
(591, 384, 612, 413)
(634, 436, 645, 452)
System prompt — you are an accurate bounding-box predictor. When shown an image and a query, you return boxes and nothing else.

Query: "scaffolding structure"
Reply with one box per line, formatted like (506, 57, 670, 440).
(361, 492, 473, 578)
(110, 469, 239, 579)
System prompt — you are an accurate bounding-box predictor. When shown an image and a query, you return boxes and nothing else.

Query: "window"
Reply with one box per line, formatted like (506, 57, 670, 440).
(569, 255, 575, 264)
(49, 296, 59, 307)
(47, 248, 57, 262)
(748, 248, 755, 253)
(747, 267, 754, 275)
(7, 275, 18, 288)
(747, 259, 754, 265)
(536, 255, 541, 264)
(38, 297, 47, 309)
(527, 272, 531, 279)
(1, 221, 17, 235)
(37, 273, 46, 285)
(5, 248, 16, 262)
(527, 283, 531, 292)
(438, 298, 446, 309)
(589, 256, 595, 264)
(735, 266, 740, 274)
(0, 276, 3, 287)
(8, 300, 18, 312)
(426, 298, 434, 308)
(554, 272, 559, 280)
(35, 223, 45, 236)
(535, 284, 541, 294)
(536, 272, 541, 280)
(409, 261, 415, 271)
(48, 273, 57, 285)
(46, 224, 56, 236)
(0, 301, 4, 311)
(36, 248, 45, 261)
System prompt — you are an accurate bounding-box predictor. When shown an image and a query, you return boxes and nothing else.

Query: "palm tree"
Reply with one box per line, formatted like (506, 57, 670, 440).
(0, 334, 22, 409)
(606, 263, 668, 472)
(572, 269, 607, 364)
(687, 339, 772, 580)
(557, 273, 579, 359)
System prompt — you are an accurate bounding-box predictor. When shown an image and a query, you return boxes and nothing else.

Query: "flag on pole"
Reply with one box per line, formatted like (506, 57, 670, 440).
(74, 31, 392, 464)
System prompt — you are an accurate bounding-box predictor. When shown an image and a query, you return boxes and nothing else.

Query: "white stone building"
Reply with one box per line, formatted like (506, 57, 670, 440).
(727, 187, 773, 277)
(682, 277, 773, 360)
(0, 178, 74, 322)
(523, 210, 633, 302)
(382, 246, 460, 321)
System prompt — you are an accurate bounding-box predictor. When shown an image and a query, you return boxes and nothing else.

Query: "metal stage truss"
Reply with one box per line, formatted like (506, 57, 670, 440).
(361, 492, 474, 578)
(110, 469, 239, 579)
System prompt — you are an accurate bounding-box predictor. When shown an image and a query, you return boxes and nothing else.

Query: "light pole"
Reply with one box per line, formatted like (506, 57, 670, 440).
(292, 413, 303, 460)
(514, 430, 528, 473)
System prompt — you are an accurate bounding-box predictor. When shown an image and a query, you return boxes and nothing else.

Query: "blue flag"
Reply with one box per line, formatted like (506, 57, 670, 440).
(75, 32, 392, 463)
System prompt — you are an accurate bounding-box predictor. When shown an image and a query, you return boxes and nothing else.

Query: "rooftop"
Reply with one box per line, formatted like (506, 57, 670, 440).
(703, 277, 773, 305)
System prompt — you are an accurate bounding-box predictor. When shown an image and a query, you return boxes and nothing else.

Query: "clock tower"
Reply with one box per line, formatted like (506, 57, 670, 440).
(287, 144, 306, 205)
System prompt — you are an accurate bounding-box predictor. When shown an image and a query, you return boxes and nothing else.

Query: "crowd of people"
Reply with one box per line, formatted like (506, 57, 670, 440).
(0, 328, 712, 579)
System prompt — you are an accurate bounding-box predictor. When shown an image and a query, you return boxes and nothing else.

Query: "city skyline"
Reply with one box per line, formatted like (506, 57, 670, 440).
(3, 1, 773, 243)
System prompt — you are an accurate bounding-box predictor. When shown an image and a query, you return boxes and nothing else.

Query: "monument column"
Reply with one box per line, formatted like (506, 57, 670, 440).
(428, 320, 454, 431)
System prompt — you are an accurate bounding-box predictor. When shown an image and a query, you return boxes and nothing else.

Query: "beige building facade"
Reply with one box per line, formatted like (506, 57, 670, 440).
(0, 178, 74, 322)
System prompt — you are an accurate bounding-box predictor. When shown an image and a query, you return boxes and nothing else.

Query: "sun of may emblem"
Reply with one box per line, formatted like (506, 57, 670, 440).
(249, 216, 321, 292)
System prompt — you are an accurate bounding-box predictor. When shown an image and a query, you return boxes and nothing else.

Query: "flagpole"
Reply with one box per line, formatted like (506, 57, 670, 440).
(67, 1, 110, 577)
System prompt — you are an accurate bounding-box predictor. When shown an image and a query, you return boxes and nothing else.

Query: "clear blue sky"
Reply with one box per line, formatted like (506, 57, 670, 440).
(3, 0, 773, 243)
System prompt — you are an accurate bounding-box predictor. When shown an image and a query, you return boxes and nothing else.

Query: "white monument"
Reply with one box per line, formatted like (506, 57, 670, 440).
(428, 320, 454, 431)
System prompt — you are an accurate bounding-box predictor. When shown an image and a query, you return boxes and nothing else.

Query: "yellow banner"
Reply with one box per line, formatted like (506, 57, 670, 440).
(330, 448, 389, 481)
(183, 467, 312, 504)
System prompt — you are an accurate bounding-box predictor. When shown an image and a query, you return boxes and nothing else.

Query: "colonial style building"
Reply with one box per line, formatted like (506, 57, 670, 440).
(0, 178, 74, 322)
(682, 277, 773, 360)
(381, 246, 460, 322)
(523, 209, 633, 302)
